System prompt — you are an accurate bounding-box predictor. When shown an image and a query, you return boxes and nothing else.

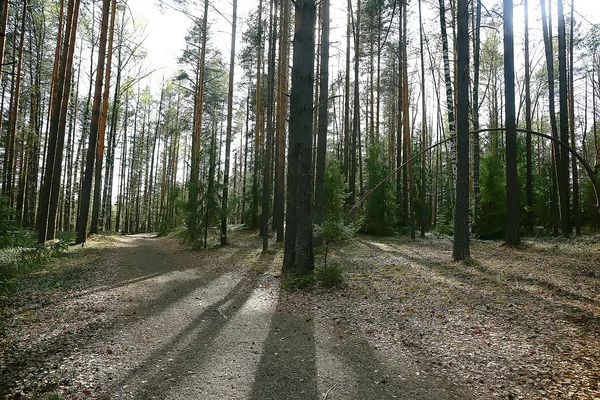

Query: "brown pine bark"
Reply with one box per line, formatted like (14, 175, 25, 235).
(221, 0, 238, 245)
(283, 0, 316, 274)
(90, 0, 116, 234)
(273, 0, 290, 242)
(76, 0, 111, 244)
(313, 0, 330, 246)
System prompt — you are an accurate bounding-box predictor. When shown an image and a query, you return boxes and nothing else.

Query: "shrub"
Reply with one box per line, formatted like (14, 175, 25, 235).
(280, 272, 316, 291)
(315, 263, 344, 288)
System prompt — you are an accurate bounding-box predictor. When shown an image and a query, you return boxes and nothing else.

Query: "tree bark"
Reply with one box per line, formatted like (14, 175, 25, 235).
(504, 0, 520, 246)
(221, 0, 238, 245)
(187, 1, 209, 244)
(452, 0, 470, 260)
(314, 0, 330, 246)
(76, 0, 110, 244)
(283, 0, 316, 275)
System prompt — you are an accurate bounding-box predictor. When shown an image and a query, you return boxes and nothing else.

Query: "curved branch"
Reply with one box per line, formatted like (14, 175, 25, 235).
(351, 127, 600, 213)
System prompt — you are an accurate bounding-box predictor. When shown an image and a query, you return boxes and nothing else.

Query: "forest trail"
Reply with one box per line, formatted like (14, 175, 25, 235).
(3, 232, 600, 399)
(1, 232, 469, 399)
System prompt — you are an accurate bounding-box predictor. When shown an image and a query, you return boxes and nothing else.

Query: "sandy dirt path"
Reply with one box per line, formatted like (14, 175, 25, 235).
(1, 232, 470, 399)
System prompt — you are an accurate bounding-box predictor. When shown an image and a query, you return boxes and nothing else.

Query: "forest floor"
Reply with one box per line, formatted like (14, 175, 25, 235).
(0, 229, 599, 400)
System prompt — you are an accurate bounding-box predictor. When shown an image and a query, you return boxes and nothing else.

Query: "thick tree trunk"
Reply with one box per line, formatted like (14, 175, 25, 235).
(283, 0, 316, 275)
(453, 0, 470, 260)
(504, 0, 520, 246)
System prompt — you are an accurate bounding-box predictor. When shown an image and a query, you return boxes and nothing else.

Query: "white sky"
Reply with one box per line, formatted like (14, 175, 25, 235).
(125, 0, 600, 86)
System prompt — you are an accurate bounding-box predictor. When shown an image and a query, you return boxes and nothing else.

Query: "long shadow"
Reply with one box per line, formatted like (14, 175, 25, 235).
(0, 237, 265, 397)
(97, 262, 272, 399)
(249, 290, 319, 400)
(324, 317, 472, 399)
(357, 239, 600, 336)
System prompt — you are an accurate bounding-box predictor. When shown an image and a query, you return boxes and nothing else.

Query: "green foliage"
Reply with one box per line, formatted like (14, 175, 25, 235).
(315, 218, 355, 244)
(324, 157, 346, 222)
(479, 155, 506, 239)
(280, 272, 316, 291)
(581, 172, 600, 229)
(0, 240, 70, 294)
(363, 140, 396, 234)
(315, 263, 344, 288)
(39, 393, 63, 400)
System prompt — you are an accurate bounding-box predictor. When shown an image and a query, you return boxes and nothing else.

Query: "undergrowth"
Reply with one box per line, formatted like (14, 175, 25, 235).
(281, 263, 345, 291)
(0, 240, 70, 295)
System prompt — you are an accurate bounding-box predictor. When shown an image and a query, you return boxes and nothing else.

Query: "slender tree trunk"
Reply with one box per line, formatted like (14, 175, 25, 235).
(91, 0, 116, 234)
(314, 0, 330, 246)
(557, 0, 571, 237)
(438, 0, 456, 210)
(504, 0, 520, 246)
(76, 0, 110, 245)
(187, 1, 209, 244)
(38, 0, 79, 242)
(540, 0, 567, 237)
(274, 0, 290, 242)
(221, 0, 238, 245)
(524, 0, 533, 232)
(261, 0, 277, 250)
(0, 0, 9, 86)
(568, 0, 580, 234)
(418, 0, 427, 237)
(472, 0, 482, 234)
(252, 0, 264, 230)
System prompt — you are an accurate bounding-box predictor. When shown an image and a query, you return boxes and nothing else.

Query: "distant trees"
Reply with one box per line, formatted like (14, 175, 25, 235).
(1, 0, 600, 271)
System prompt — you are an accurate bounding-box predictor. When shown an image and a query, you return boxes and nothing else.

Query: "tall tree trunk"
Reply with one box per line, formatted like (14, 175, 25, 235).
(274, 0, 290, 242)
(418, 0, 427, 237)
(314, 0, 330, 246)
(283, 0, 316, 275)
(76, 0, 110, 245)
(37, 0, 79, 242)
(453, 0, 470, 260)
(261, 0, 276, 250)
(396, 2, 403, 227)
(5, 1, 26, 208)
(524, 0, 533, 232)
(221, 0, 238, 245)
(504, 0, 520, 246)
(252, 0, 264, 229)
(568, 0, 580, 234)
(472, 0, 482, 234)
(557, 0, 570, 237)
(187, 1, 209, 244)
(91, 0, 116, 234)
(0, 0, 9, 86)
(350, 0, 361, 206)
(540, 0, 567, 237)
(438, 0, 456, 211)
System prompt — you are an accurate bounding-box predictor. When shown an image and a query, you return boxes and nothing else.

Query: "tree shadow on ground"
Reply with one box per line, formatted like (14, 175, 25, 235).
(322, 316, 471, 399)
(0, 236, 270, 398)
(248, 289, 319, 400)
(356, 238, 600, 336)
(97, 264, 270, 399)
